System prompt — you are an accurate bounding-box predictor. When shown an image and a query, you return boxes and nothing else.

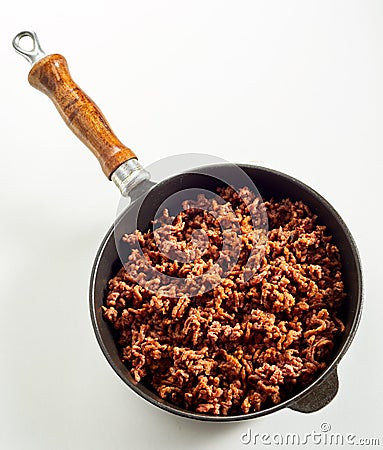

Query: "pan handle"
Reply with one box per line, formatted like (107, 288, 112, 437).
(289, 367, 339, 413)
(13, 31, 149, 196)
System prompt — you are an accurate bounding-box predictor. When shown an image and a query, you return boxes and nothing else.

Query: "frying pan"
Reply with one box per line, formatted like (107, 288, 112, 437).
(13, 31, 363, 422)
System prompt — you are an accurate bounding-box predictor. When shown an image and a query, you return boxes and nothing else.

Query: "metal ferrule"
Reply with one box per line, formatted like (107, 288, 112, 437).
(111, 159, 150, 197)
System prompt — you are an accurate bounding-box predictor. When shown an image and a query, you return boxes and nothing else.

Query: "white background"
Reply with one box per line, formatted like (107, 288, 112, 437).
(0, 1, 382, 449)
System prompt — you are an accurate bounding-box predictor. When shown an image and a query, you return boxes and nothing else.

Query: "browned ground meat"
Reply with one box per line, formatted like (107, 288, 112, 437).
(103, 187, 346, 415)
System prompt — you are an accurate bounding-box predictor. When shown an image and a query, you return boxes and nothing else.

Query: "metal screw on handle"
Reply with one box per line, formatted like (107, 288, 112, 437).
(12, 31, 46, 66)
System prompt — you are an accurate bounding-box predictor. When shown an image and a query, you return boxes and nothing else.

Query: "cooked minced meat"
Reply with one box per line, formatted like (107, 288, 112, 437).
(102, 187, 346, 415)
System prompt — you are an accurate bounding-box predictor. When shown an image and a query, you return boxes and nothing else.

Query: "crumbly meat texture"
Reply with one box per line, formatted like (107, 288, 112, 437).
(103, 187, 346, 415)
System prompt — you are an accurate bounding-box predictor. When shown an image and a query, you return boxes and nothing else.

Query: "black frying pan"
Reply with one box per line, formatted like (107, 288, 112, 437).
(14, 31, 363, 422)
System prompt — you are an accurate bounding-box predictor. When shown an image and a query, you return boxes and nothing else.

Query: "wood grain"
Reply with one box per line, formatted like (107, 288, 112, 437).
(28, 54, 136, 178)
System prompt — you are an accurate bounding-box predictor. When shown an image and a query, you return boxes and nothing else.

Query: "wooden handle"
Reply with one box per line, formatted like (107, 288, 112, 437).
(28, 54, 137, 178)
